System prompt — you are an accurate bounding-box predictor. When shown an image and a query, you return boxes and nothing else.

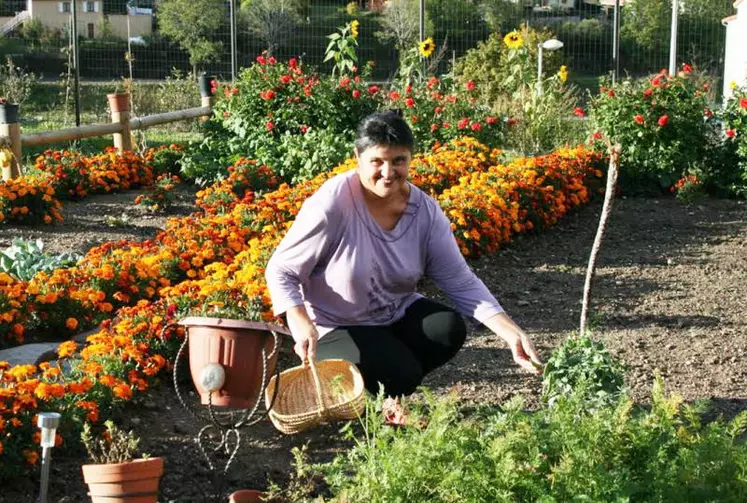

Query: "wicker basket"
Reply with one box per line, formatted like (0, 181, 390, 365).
(264, 359, 366, 435)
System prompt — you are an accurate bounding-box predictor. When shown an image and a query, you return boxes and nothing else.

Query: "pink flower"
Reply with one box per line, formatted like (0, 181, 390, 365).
(430, 123, 439, 132)
(573, 107, 585, 118)
(256, 55, 267, 65)
(368, 85, 379, 94)
(682, 63, 693, 73)
(300, 125, 309, 134)
(405, 97, 415, 108)
(261, 90, 275, 101)
(352, 89, 361, 98)
(465, 80, 475, 91)
(289, 57, 297, 69)
(470, 121, 482, 131)
(457, 118, 469, 129)
(740, 98, 747, 110)
(657, 115, 669, 127)
(390, 91, 400, 100)
(592, 131, 602, 140)
(726, 129, 736, 139)
(634, 114, 645, 125)
(485, 116, 497, 125)
(704, 108, 713, 118)
(643, 88, 654, 98)
(607, 89, 615, 97)
(268, 57, 276, 65)
(339, 76, 351, 88)
(280, 75, 292, 84)
(265, 121, 274, 131)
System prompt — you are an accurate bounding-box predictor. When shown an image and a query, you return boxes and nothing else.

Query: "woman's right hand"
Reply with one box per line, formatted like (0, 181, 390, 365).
(285, 305, 319, 362)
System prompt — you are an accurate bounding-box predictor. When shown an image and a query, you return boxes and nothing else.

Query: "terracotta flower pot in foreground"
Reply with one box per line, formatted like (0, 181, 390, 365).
(82, 456, 164, 503)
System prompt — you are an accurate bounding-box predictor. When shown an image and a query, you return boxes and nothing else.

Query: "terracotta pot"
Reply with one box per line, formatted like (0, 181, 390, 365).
(82, 457, 164, 503)
(181, 317, 290, 408)
(228, 489, 264, 502)
(106, 92, 130, 113)
(0, 103, 19, 124)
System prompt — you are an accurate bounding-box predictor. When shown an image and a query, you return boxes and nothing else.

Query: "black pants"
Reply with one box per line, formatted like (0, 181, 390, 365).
(315, 298, 467, 397)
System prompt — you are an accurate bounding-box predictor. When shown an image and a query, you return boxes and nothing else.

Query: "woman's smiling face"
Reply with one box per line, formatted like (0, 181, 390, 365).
(355, 144, 412, 200)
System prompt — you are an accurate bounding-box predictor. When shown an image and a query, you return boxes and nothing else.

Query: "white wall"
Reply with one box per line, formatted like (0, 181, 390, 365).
(723, 1, 747, 100)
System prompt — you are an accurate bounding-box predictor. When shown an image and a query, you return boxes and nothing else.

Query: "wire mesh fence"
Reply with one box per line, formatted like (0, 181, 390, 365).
(0, 0, 735, 147)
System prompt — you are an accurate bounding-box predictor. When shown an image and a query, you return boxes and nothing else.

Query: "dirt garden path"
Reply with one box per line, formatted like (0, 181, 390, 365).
(2, 190, 746, 502)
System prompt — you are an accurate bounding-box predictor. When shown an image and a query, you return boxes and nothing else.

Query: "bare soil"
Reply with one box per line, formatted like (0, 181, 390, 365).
(2, 190, 746, 502)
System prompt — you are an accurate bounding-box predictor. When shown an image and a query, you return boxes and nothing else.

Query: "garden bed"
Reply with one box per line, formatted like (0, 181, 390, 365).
(3, 192, 746, 501)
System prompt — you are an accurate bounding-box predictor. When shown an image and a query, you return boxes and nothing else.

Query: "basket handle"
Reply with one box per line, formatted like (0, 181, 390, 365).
(305, 358, 329, 420)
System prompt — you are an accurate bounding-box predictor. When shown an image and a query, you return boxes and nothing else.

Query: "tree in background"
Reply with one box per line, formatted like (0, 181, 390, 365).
(427, 0, 486, 44)
(479, 0, 524, 35)
(374, 0, 432, 53)
(620, 0, 670, 54)
(240, 0, 305, 57)
(157, 0, 226, 77)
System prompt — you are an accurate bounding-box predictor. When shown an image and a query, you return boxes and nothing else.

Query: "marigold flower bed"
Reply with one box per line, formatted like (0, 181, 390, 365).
(0, 138, 605, 479)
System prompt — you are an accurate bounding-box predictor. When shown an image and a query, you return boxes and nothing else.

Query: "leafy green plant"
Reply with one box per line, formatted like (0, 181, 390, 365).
(0, 56, 38, 105)
(542, 334, 626, 410)
(312, 379, 747, 502)
(324, 21, 359, 77)
(0, 239, 82, 282)
(81, 420, 145, 465)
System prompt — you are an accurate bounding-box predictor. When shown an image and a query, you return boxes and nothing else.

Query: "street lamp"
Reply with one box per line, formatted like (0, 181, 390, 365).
(37, 412, 61, 503)
(537, 38, 564, 96)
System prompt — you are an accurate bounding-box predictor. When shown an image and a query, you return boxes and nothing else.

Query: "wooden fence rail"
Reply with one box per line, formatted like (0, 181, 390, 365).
(0, 75, 217, 181)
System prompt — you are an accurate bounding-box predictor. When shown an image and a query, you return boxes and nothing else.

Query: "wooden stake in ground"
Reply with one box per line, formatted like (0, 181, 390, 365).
(580, 143, 622, 337)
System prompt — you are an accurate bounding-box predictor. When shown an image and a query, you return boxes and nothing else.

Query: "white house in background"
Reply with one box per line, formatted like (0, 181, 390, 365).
(0, 0, 152, 39)
(723, 0, 747, 100)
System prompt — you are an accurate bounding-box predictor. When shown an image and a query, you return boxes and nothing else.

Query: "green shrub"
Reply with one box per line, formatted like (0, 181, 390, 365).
(542, 334, 626, 410)
(715, 84, 747, 198)
(587, 66, 719, 194)
(181, 56, 380, 185)
(310, 379, 747, 502)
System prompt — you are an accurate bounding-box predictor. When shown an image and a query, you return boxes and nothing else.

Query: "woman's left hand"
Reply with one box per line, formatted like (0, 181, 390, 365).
(483, 313, 543, 375)
(505, 331, 543, 375)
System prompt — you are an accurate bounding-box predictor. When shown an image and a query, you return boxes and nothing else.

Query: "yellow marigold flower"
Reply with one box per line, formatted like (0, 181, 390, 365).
(351, 19, 359, 39)
(558, 65, 568, 83)
(57, 340, 78, 358)
(419, 37, 435, 58)
(730, 80, 738, 90)
(504, 31, 523, 50)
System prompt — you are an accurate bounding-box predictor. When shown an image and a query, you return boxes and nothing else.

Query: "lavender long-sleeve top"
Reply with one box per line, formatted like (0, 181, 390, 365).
(264, 170, 504, 337)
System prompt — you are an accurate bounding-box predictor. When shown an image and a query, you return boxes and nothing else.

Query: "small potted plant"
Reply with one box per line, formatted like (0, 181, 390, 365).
(0, 97, 19, 124)
(81, 420, 164, 503)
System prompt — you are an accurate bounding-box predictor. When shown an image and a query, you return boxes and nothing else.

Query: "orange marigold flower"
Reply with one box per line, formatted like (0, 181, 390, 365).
(99, 375, 116, 387)
(57, 341, 78, 358)
(24, 449, 39, 465)
(65, 318, 79, 331)
(112, 383, 133, 400)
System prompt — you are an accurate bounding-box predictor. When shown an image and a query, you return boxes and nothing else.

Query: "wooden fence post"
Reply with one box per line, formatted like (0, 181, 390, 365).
(107, 92, 132, 153)
(0, 102, 22, 181)
(198, 75, 216, 123)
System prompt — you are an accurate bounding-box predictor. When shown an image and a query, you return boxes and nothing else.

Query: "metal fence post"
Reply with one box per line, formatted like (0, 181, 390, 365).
(0, 104, 22, 181)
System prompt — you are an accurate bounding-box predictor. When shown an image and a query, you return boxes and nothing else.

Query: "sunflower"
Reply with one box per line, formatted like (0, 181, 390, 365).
(504, 30, 523, 50)
(558, 65, 568, 83)
(351, 20, 359, 39)
(419, 37, 435, 58)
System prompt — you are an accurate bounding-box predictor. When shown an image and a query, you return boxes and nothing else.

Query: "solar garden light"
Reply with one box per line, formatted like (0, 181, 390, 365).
(537, 38, 564, 96)
(36, 412, 61, 503)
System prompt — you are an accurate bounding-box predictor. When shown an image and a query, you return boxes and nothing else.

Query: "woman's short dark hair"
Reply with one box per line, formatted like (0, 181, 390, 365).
(354, 110, 414, 154)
